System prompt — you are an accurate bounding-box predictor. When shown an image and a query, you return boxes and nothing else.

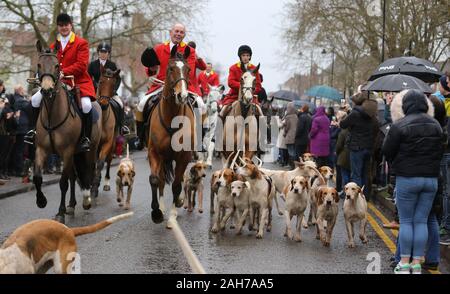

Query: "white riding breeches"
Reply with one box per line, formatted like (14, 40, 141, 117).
(31, 89, 92, 114)
(138, 88, 163, 112)
(112, 95, 123, 108)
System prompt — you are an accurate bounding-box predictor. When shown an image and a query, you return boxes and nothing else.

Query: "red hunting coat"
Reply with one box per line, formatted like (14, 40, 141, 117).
(198, 70, 220, 96)
(145, 42, 201, 95)
(221, 62, 262, 106)
(50, 33, 96, 100)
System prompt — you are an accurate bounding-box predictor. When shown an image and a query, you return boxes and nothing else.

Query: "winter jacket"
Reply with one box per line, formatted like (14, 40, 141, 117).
(340, 106, 376, 151)
(0, 104, 16, 136)
(382, 90, 444, 178)
(336, 128, 350, 170)
(309, 107, 330, 157)
(295, 111, 312, 147)
(283, 102, 298, 145)
(12, 94, 30, 135)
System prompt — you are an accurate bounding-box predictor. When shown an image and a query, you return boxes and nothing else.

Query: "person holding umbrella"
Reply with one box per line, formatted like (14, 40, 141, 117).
(434, 74, 450, 246)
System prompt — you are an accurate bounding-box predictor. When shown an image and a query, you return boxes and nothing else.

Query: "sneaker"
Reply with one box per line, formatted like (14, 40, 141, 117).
(411, 264, 422, 274)
(394, 262, 411, 274)
(439, 228, 450, 237)
(24, 130, 36, 145)
(121, 126, 131, 136)
(422, 263, 439, 271)
(439, 234, 450, 246)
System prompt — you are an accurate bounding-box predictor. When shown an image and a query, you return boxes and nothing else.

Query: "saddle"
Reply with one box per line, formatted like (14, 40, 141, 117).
(142, 92, 196, 144)
(65, 85, 99, 124)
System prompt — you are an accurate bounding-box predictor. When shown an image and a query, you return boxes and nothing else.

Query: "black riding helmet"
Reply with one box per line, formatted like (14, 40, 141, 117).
(97, 42, 111, 53)
(238, 45, 252, 59)
(56, 13, 72, 25)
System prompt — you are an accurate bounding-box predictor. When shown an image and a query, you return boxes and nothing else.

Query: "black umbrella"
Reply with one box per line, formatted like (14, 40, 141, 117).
(368, 56, 443, 83)
(271, 90, 300, 101)
(363, 74, 433, 94)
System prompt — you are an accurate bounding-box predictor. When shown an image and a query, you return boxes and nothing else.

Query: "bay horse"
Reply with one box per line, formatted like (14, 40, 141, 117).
(222, 64, 262, 161)
(33, 40, 102, 224)
(147, 45, 195, 227)
(91, 68, 121, 198)
(202, 85, 224, 168)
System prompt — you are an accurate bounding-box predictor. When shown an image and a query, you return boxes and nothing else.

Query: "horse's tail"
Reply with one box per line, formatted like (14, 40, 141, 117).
(163, 160, 174, 184)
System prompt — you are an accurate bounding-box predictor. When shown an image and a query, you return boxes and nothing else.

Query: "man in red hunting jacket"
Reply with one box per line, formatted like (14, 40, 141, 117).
(136, 23, 206, 150)
(198, 63, 220, 98)
(26, 13, 96, 152)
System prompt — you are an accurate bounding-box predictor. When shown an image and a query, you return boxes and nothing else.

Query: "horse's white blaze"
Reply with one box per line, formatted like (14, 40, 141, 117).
(176, 61, 188, 100)
(41, 76, 54, 90)
(242, 72, 255, 101)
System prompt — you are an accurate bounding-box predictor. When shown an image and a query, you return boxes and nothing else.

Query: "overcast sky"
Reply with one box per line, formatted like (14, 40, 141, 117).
(192, 0, 290, 93)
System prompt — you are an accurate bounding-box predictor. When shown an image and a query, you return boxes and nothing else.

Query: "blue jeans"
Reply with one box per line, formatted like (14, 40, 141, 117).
(396, 176, 438, 259)
(395, 212, 440, 264)
(287, 144, 296, 161)
(341, 167, 351, 188)
(440, 153, 450, 230)
(350, 149, 371, 188)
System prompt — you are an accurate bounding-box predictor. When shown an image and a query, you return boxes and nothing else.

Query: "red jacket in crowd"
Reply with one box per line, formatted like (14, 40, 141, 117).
(198, 70, 220, 97)
(145, 41, 201, 96)
(221, 62, 262, 106)
(50, 32, 96, 100)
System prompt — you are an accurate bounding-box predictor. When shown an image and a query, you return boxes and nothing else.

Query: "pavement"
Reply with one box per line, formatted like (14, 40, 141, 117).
(0, 153, 129, 200)
(0, 151, 449, 274)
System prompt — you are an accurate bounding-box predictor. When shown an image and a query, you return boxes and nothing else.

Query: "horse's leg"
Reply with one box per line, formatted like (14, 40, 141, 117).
(158, 180, 166, 215)
(166, 156, 189, 229)
(92, 158, 104, 199)
(34, 147, 48, 209)
(55, 156, 74, 224)
(103, 152, 113, 191)
(66, 169, 77, 215)
(149, 149, 164, 224)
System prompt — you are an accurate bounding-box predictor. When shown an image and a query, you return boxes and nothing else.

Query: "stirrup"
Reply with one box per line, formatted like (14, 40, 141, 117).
(80, 137, 91, 152)
(121, 126, 131, 136)
(24, 130, 36, 145)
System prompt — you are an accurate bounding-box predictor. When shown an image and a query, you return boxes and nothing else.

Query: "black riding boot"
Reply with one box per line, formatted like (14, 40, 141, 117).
(136, 121, 145, 151)
(80, 111, 93, 152)
(24, 107, 40, 145)
(118, 107, 130, 136)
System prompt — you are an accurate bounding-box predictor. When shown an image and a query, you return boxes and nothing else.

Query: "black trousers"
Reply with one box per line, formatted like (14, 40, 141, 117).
(0, 135, 14, 174)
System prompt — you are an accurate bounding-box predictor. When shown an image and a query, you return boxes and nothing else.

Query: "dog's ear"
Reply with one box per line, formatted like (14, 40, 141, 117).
(333, 189, 340, 203)
(244, 181, 251, 190)
(283, 184, 290, 198)
(290, 179, 295, 191)
(360, 185, 365, 195)
(317, 188, 324, 206)
(117, 170, 123, 177)
(131, 170, 136, 178)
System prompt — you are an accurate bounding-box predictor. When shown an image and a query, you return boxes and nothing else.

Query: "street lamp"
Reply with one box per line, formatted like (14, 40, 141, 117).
(321, 49, 335, 88)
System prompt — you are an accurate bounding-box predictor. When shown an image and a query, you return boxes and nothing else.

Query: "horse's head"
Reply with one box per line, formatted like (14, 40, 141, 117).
(36, 40, 59, 96)
(97, 68, 121, 107)
(165, 45, 191, 105)
(207, 84, 225, 112)
(240, 63, 260, 104)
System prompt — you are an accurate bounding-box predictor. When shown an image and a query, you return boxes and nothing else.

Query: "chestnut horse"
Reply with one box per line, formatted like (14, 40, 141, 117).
(91, 68, 121, 198)
(33, 41, 102, 223)
(147, 46, 195, 227)
(222, 64, 261, 161)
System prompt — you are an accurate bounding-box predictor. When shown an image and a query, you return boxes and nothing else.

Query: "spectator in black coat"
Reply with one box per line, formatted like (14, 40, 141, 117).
(9, 85, 30, 177)
(294, 104, 312, 160)
(0, 96, 16, 180)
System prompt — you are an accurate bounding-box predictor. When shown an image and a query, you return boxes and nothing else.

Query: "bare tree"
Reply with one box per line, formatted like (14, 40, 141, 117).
(282, 0, 450, 93)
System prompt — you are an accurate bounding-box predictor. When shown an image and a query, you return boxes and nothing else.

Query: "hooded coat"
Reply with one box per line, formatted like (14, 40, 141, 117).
(309, 107, 330, 157)
(382, 90, 444, 177)
(283, 102, 299, 145)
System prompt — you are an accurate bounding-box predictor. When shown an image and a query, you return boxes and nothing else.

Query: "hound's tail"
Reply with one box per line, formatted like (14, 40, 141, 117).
(71, 212, 133, 237)
(126, 144, 130, 160)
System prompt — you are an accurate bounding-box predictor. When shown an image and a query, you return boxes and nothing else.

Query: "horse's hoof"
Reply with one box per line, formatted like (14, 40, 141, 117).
(55, 215, 65, 224)
(151, 209, 164, 224)
(66, 207, 75, 216)
(176, 199, 184, 208)
(103, 185, 110, 192)
(36, 194, 47, 209)
(83, 198, 92, 210)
